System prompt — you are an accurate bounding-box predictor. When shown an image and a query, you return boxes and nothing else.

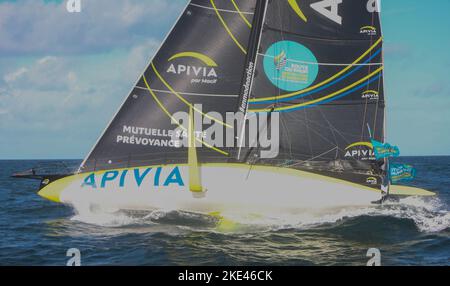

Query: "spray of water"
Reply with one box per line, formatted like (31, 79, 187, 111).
(69, 195, 449, 233)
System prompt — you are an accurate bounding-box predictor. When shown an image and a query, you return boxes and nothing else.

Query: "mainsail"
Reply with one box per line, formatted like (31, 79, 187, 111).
(80, 0, 260, 172)
(80, 0, 386, 190)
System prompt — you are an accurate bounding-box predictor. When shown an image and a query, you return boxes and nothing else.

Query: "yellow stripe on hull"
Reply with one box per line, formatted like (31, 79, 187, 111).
(38, 174, 84, 203)
(390, 185, 436, 197)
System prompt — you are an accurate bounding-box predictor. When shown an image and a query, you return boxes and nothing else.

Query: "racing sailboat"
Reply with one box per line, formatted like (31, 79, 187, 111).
(14, 0, 434, 214)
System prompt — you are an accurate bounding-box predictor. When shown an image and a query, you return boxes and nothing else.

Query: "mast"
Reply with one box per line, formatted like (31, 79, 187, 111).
(236, 0, 269, 160)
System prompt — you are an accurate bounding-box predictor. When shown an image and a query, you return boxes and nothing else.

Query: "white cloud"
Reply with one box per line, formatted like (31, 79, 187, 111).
(4, 67, 28, 83)
(0, 37, 163, 147)
(0, 0, 186, 158)
(4, 56, 76, 92)
(0, 0, 187, 55)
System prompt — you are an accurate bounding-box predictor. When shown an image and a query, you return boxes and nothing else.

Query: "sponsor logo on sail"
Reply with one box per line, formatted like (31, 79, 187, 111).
(345, 141, 375, 160)
(264, 41, 319, 92)
(166, 52, 218, 85)
(239, 61, 255, 113)
(362, 90, 379, 100)
(274, 51, 287, 70)
(366, 177, 378, 185)
(360, 25, 377, 36)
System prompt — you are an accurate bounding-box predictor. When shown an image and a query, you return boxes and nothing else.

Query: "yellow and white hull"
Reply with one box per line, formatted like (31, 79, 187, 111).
(38, 164, 385, 215)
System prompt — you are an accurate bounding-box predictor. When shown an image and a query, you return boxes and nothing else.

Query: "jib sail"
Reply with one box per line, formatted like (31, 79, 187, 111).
(241, 0, 385, 183)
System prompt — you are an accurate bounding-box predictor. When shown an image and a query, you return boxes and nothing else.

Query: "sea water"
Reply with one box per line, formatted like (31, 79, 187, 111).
(0, 157, 448, 266)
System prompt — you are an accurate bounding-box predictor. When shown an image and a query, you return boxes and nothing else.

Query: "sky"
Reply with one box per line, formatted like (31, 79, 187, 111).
(0, 0, 449, 159)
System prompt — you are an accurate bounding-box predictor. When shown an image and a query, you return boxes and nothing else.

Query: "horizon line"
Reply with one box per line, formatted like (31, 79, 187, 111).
(1, 155, 450, 161)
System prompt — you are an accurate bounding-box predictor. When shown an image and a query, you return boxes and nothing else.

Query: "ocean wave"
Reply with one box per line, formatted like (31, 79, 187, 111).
(381, 196, 449, 233)
(257, 196, 449, 233)
(68, 196, 449, 234)
(70, 201, 145, 227)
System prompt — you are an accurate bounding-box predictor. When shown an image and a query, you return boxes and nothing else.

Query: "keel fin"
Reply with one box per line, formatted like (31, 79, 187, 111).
(209, 212, 239, 232)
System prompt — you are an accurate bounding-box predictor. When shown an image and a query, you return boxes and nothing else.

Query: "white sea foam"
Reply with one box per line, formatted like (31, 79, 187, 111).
(71, 207, 138, 228)
(255, 196, 450, 233)
(69, 196, 449, 233)
(381, 196, 449, 233)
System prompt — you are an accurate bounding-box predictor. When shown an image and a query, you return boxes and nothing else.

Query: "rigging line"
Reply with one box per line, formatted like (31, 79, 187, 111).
(291, 115, 341, 136)
(286, 147, 339, 167)
(304, 106, 314, 158)
(244, 111, 274, 165)
(151, 63, 233, 129)
(286, 118, 371, 166)
(250, 37, 383, 103)
(361, 12, 378, 142)
(210, 0, 247, 54)
(251, 67, 384, 112)
(285, 114, 342, 158)
(231, 0, 252, 28)
(288, 113, 340, 152)
(275, 2, 297, 155)
(142, 75, 229, 156)
(286, 117, 344, 155)
(290, 114, 355, 145)
(282, 114, 294, 158)
(315, 101, 340, 150)
(275, 0, 291, 157)
(373, 70, 383, 137)
(276, 0, 285, 99)
(367, 123, 373, 138)
(360, 96, 369, 142)
(252, 48, 382, 105)
(257, 53, 383, 66)
(302, 40, 342, 152)
(373, 34, 384, 137)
